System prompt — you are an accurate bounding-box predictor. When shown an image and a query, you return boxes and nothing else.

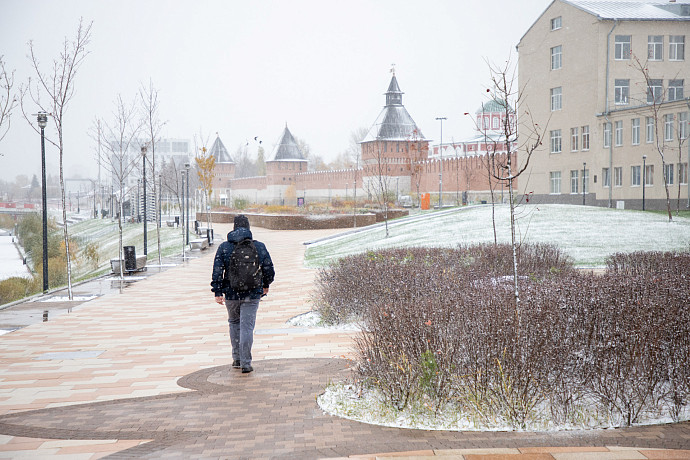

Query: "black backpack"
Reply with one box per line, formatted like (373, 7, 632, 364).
(225, 238, 262, 292)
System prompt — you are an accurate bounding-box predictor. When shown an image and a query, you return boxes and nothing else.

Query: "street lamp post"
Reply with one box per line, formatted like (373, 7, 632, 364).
(436, 117, 447, 209)
(37, 112, 49, 293)
(642, 155, 647, 211)
(158, 174, 162, 229)
(582, 162, 586, 205)
(141, 146, 148, 256)
(185, 163, 190, 245)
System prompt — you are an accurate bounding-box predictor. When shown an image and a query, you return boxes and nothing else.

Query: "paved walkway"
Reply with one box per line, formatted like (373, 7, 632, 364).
(0, 225, 688, 459)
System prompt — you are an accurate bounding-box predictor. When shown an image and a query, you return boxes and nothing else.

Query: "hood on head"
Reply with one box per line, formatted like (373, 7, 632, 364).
(227, 227, 253, 243)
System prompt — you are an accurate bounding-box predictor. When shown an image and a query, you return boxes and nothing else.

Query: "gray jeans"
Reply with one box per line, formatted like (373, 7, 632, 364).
(225, 297, 260, 367)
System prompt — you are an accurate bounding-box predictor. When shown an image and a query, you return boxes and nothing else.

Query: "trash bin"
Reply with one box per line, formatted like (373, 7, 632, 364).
(174, 215, 180, 226)
(206, 228, 214, 245)
(123, 246, 136, 271)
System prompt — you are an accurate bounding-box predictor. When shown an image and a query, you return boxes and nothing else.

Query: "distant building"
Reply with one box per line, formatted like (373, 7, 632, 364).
(517, 0, 690, 210)
(211, 74, 514, 206)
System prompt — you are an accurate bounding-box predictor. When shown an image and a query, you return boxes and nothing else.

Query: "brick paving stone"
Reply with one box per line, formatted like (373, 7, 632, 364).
(0, 226, 689, 459)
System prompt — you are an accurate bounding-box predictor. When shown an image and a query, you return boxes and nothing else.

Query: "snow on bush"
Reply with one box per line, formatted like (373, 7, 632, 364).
(314, 245, 690, 430)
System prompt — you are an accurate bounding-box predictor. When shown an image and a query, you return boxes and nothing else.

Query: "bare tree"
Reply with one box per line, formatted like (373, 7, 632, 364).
(631, 54, 676, 221)
(0, 56, 17, 147)
(139, 79, 166, 264)
(406, 128, 427, 208)
(487, 58, 544, 325)
(92, 95, 143, 282)
(193, 132, 214, 235)
(234, 143, 258, 178)
(365, 141, 392, 238)
(19, 18, 92, 300)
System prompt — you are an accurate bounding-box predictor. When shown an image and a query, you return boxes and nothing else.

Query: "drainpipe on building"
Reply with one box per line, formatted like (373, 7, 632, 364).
(604, 20, 618, 208)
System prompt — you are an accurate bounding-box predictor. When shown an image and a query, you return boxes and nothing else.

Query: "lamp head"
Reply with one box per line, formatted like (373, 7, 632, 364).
(37, 112, 48, 129)
(141, 146, 147, 157)
(643, 155, 647, 160)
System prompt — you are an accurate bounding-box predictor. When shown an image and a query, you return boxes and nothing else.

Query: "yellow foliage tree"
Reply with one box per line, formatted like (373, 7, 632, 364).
(195, 147, 216, 229)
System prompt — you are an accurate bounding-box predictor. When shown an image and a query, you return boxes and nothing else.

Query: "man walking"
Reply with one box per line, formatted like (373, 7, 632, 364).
(211, 215, 274, 373)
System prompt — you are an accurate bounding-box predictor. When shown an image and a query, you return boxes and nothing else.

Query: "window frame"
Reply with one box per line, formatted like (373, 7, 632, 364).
(570, 170, 579, 194)
(550, 129, 562, 154)
(603, 122, 612, 148)
(664, 113, 674, 141)
(550, 87, 562, 111)
(645, 164, 654, 186)
(581, 125, 590, 151)
(602, 167, 611, 188)
(614, 79, 629, 105)
(570, 127, 579, 152)
(668, 79, 684, 102)
(632, 118, 640, 145)
(631, 165, 641, 187)
(615, 35, 631, 60)
(669, 35, 685, 61)
(647, 79, 663, 104)
(550, 171, 562, 194)
(551, 16, 562, 31)
(614, 166, 623, 187)
(646, 117, 655, 143)
(551, 45, 562, 70)
(648, 35, 663, 61)
(614, 120, 623, 147)
(664, 163, 674, 186)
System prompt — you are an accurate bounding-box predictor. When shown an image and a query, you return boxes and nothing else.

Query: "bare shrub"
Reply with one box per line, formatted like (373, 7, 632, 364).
(317, 245, 690, 429)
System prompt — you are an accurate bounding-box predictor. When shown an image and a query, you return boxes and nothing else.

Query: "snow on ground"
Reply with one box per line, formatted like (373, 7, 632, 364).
(305, 204, 690, 268)
(0, 235, 31, 281)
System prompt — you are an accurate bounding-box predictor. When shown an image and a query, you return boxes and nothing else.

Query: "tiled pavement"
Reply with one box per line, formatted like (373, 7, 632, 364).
(0, 225, 689, 459)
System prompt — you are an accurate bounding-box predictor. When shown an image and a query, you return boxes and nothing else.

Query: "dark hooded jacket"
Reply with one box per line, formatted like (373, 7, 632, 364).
(211, 227, 275, 300)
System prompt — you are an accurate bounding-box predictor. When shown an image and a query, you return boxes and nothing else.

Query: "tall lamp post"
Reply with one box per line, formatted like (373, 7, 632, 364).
(158, 174, 162, 229)
(181, 170, 186, 258)
(185, 163, 190, 245)
(436, 117, 447, 209)
(642, 155, 647, 211)
(582, 162, 586, 205)
(37, 112, 49, 293)
(141, 146, 148, 255)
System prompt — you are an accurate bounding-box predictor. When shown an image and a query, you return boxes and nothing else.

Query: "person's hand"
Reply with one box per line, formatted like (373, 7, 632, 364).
(215, 296, 225, 305)
(262, 288, 269, 296)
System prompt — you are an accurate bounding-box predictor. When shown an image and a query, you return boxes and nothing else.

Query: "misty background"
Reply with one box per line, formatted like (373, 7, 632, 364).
(0, 0, 550, 182)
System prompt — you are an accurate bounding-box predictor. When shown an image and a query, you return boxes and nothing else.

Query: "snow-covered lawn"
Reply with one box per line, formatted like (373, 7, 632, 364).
(305, 204, 690, 268)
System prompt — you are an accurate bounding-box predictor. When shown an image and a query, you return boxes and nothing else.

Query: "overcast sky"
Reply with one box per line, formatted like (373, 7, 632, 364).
(0, 0, 552, 182)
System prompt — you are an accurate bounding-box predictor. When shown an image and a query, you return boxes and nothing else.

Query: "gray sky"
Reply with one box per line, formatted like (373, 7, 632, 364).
(0, 0, 551, 182)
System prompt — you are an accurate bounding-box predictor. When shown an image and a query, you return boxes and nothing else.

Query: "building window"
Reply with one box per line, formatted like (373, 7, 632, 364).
(664, 163, 674, 185)
(615, 120, 623, 146)
(679, 162, 688, 185)
(648, 35, 663, 60)
(647, 79, 663, 104)
(680, 112, 689, 140)
(571, 127, 579, 151)
(550, 171, 562, 194)
(668, 79, 684, 101)
(615, 35, 631, 60)
(669, 35, 685, 61)
(632, 118, 640, 145)
(492, 117, 499, 129)
(551, 16, 562, 30)
(614, 166, 623, 187)
(551, 45, 562, 70)
(603, 122, 611, 148)
(570, 170, 579, 194)
(582, 125, 590, 150)
(551, 87, 562, 111)
(646, 117, 654, 143)
(583, 168, 589, 193)
(602, 167, 611, 188)
(664, 114, 674, 141)
(614, 79, 629, 105)
(550, 129, 562, 153)
(631, 165, 641, 186)
(645, 164, 654, 186)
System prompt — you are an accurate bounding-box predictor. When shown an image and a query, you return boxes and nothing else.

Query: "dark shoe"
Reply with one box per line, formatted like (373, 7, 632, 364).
(232, 360, 241, 369)
(241, 366, 253, 374)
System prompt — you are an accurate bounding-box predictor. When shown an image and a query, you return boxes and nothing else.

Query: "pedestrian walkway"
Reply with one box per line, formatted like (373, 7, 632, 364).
(0, 225, 688, 459)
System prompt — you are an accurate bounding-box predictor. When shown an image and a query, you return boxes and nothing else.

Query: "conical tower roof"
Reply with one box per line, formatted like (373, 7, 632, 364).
(362, 74, 427, 142)
(209, 136, 233, 163)
(271, 125, 305, 160)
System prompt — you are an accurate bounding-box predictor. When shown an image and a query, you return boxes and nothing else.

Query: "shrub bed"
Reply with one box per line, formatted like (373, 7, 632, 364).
(312, 245, 690, 429)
